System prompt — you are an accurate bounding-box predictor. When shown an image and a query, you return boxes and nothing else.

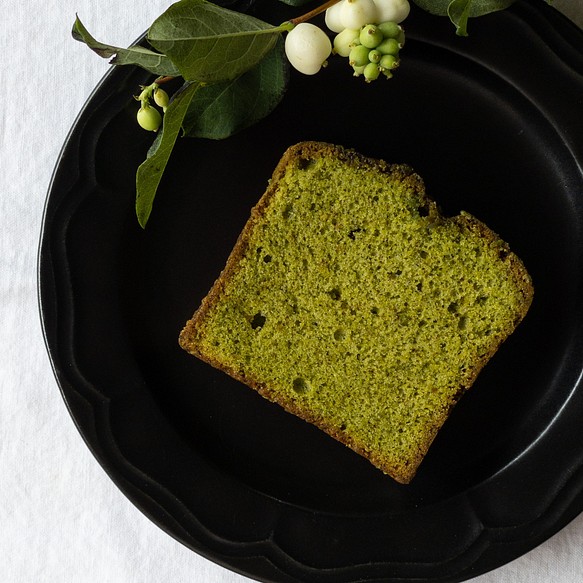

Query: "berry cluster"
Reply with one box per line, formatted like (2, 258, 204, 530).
(284, 0, 409, 82)
(334, 21, 404, 81)
(135, 83, 170, 132)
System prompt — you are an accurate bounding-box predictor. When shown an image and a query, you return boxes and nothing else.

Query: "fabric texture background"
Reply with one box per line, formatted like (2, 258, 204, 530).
(1, 1, 582, 581)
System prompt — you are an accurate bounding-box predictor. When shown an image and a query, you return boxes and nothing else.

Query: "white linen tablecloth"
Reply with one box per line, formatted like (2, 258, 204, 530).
(1, 1, 582, 581)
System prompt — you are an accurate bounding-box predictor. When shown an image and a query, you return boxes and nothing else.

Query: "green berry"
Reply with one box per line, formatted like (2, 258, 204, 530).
(378, 21, 402, 39)
(349, 44, 370, 67)
(364, 62, 380, 82)
(137, 105, 162, 132)
(359, 24, 383, 49)
(379, 54, 399, 71)
(368, 49, 382, 63)
(377, 37, 401, 56)
(153, 87, 169, 109)
(396, 28, 406, 47)
(352, 64, 366, 77)
(137, 87, 150, 101)
(333, 28, 360, 57)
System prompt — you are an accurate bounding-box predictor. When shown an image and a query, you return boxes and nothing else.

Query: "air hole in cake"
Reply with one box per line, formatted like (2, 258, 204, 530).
(282, 204, 293, 219)
(371, 306, 379, 315)
(334, 328, 346, 341)
(250, 312, 266, 330)
(263, 254, 272, 263)
(292, 377, 310, 394)
(348, 227, 363, 240)
(418, 203, 430, 217)
(297, 157, 316, 171)
(458, 315, 468, 330)
(328, 288, 341, 300)
(419, 250, 428, 259)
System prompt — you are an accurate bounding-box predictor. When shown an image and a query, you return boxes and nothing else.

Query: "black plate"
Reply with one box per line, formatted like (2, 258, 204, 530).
(39, 2, 583, 582)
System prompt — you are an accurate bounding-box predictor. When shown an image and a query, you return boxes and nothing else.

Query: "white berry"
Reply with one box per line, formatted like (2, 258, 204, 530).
(373, 0, 410, 24)
(333, 28, 360, 57)
(340, 0, 379, 30)
(325, 1, 346, 33)
(285, 23, 332, 75)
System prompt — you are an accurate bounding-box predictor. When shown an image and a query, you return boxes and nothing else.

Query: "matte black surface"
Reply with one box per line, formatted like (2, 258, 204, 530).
(39, 2, 583, 582)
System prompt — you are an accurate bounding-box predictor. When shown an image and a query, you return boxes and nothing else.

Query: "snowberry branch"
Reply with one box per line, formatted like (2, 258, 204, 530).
(289, 0, 343, 26)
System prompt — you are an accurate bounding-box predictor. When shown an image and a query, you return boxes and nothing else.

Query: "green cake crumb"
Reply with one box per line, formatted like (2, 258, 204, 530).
(179, 142, 533, 483)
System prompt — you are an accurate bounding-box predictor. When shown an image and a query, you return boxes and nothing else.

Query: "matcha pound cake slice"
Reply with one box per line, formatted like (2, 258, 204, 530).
(179, 142, 533, 484)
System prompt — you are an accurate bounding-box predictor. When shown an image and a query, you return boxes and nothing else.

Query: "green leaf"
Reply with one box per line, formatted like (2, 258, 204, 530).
(460, 0, 517, 16)
(182, 37, 288, 139)
(413, 0, 515, 19)
(135, 82, 201, 228)
(448, 0, 472, 35)
(412, 0, 456, 15)
(147, 0, 283, 83)
(72, 16, 180, 77)
(146, 131, 164, 158)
